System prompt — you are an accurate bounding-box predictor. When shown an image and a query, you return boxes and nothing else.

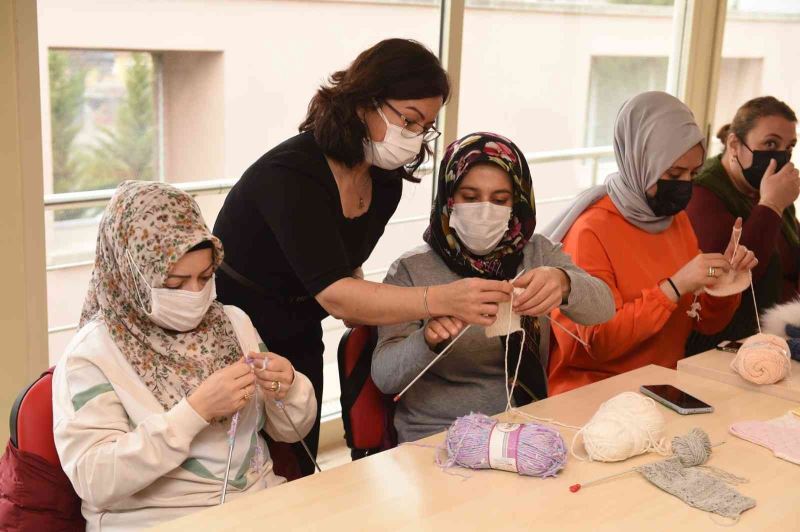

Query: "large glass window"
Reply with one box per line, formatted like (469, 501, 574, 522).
(710, 0, 800, 156)
(458, 0, 679, 224)
(39, 0, 443, 420)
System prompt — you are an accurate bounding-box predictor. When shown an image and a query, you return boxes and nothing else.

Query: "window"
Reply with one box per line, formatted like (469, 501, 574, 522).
(585, 56, 668, 147)
(458, 0, 678, 223)
(709, 1, 800, 156)
(39, 0, 443, 421)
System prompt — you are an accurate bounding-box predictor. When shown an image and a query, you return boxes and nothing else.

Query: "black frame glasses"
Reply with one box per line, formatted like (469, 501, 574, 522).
(380, 100, 441, 142)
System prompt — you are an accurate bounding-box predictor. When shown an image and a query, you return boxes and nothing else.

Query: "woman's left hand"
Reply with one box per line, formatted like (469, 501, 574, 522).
(249, 351, 295, 401)
(723, 217, 758, 272)
(512, 267, 570, 317)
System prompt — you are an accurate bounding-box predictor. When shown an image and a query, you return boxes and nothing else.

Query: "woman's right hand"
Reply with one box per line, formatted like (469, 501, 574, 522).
(760, 159, 800, 213)
(187, 358, 256, 422)
(670, 253, 731, 296)
(424, 316, 466, 349)
(428, 278, 512, 326)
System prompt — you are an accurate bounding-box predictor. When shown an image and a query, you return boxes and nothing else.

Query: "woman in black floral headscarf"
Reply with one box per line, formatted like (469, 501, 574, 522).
(371, 133, 614, 443)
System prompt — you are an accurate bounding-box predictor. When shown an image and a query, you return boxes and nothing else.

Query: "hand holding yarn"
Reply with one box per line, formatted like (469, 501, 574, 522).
(433, 278, 513, 327)
(722, 218, 757, 273)
(730, 333, 791, 384)
(250, 351, 295, 401)
(670, 251, 731, 295)
(424, 316, 466, 349)
(187, 358, 256, 422)
(512, 267, 570, 316)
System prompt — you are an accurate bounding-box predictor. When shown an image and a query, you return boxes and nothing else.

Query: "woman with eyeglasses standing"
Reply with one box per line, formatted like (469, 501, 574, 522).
(213, 39, 512, 476)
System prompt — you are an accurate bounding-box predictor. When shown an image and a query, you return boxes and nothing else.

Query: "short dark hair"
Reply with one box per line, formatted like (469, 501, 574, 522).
(717, 96, 797, 151)
(299, 39, 450, 182)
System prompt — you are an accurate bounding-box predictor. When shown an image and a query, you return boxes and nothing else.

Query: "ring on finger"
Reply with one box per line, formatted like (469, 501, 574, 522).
(243, 390, 251, 401)
(270, 380, 279, 392)
(707, 266, 716, 278)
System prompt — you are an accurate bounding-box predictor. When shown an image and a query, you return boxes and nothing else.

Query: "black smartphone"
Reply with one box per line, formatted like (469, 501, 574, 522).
(717, 340, 744, 354)
(640, 384, 714, 415)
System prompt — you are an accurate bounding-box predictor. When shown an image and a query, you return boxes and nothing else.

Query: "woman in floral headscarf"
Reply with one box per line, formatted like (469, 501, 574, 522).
(370, 133, 614, 443)
(52, 181, 316, 531)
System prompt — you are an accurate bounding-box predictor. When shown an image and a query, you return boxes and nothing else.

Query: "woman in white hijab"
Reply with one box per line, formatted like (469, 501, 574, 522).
(541, 92, 759, 395)
(53, 181, 316, 531)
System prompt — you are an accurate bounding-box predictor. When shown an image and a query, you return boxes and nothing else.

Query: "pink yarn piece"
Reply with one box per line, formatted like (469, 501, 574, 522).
(438, 413, 567, 478)
(730, 413, 800, 465)
(730, 333, 791, 384)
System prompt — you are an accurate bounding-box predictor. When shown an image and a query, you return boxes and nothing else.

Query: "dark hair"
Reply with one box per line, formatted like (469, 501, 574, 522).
(299, 38, 450, 182)
(717, 96, 797, 151)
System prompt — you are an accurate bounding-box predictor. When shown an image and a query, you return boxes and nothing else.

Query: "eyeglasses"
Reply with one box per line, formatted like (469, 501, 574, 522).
(381, 100, 442, 142)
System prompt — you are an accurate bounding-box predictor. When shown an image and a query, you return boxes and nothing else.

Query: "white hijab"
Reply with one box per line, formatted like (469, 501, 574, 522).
(541, 91, 706, 242)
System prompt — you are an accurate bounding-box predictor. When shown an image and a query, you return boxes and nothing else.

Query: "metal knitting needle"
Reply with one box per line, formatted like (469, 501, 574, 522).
(395, 270, 528, 403)
(276, 400, 322, 473)
(220, 411, 240, 504)
(569, 441, 726, 493)
(393, 324, 473, 402)
(541, 316, 589, 348)
(257, 343, 322, 473)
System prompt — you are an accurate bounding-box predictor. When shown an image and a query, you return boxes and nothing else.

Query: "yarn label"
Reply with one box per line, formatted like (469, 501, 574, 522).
(488, 422, 523, 473)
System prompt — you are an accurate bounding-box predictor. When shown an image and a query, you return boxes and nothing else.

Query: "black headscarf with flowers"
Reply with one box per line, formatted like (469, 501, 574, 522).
(424, 132, 545, 402)
(423, 132, 536, 280)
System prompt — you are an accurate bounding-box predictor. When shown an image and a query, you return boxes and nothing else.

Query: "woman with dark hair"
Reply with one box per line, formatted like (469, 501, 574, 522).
(685, 96, 800, 354)
(213, 39, 511, 475)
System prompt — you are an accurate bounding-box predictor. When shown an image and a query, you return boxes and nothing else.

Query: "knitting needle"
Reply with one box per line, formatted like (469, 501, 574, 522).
(569, 441, 726, 493)
(393, 325, 473, 402)
(256, 343, 322, 473)
(220, 411, 239, 504)
(541, 316, 589, 348)
(275, 400, 322, 473)
(394, 269, 539, 403)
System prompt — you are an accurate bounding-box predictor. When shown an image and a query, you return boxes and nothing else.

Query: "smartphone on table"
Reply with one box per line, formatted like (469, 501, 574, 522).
(716, 340, 743, 354)
(640, 384, 714, 415)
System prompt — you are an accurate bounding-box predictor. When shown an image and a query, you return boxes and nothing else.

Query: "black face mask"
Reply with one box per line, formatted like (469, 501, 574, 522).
(736, 140, 791, 190)
(646, 179, 693, 217)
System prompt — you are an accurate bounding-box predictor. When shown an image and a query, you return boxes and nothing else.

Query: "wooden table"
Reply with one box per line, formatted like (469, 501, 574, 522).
(153, 365, 800, 531)
(678, 347, 800, 403)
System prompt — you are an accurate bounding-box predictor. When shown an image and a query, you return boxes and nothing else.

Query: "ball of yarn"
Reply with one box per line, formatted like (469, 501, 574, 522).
(670, 427, 711, 467)
(576, 392, 667, 462)
(730, 333, 791, 385)
(440, 413, 567, 477)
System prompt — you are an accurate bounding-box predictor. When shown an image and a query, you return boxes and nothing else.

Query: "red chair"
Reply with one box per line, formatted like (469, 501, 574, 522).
(337, 326, 396, 460)
(0, 367, 84, 530)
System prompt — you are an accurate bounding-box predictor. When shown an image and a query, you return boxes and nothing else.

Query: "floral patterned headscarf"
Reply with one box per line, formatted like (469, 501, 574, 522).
(80, 181, 243, 410)
(424, 132, 536, 280)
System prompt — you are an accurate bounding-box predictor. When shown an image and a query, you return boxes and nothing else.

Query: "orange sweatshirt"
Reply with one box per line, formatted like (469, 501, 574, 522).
(548, 195, 740, 395)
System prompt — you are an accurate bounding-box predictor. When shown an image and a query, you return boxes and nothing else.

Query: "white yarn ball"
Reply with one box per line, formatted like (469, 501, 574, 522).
(578, 392, 667, 462)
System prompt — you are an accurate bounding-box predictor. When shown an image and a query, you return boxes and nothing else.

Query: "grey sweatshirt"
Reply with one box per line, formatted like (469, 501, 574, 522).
(371, 235, 614, 443)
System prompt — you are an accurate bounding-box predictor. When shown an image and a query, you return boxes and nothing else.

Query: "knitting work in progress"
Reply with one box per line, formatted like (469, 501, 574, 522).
(572, 429, 755, 522)
(730, 412, 800, 466)
(438, 413, 567, 478)
(571, 392, 669, 462)
(635, 429, 756, 521)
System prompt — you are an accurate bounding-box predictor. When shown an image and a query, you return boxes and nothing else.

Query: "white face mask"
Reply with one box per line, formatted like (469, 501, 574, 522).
(449, 202, 512, 256)
(363, 106, 424, 170)
(127, 250, 217, 332)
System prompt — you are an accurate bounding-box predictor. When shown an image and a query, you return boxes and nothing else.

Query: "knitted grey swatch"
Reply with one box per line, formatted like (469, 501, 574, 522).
(636, 457, 756, 519)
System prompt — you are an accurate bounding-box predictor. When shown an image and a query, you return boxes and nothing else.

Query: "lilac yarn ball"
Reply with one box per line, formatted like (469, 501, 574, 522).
(441, 413, 567, 477)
